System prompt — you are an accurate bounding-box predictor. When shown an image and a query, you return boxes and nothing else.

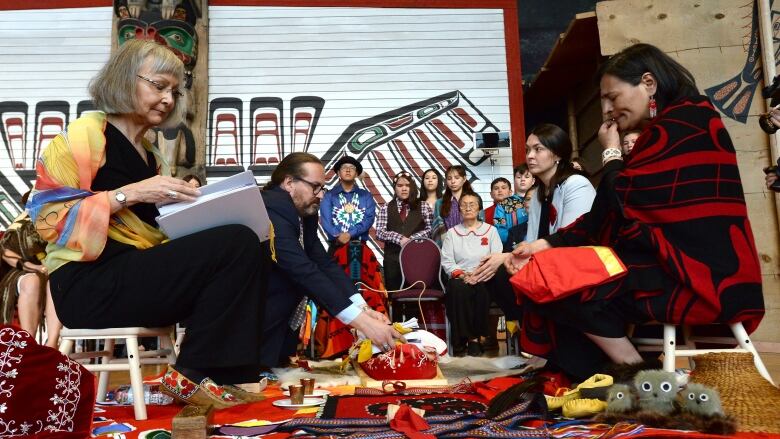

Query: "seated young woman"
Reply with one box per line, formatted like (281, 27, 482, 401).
(466, 125, 597, 288)
(525, 123, 596, 242)
(502, 43, 764, 379)
(440, 192, 507, 356)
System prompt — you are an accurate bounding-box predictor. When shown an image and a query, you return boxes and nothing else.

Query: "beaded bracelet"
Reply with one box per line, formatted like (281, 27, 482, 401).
(601, 147, 623, 165)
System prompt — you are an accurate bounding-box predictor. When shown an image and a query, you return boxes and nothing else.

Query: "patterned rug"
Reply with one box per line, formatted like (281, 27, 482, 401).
(321, 393, 489, 419)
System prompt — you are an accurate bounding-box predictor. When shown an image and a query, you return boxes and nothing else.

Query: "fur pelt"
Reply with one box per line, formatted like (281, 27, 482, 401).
(273, 355, 535, 389)
(603, 358, 663, 383)
(595, 409, 737, 435)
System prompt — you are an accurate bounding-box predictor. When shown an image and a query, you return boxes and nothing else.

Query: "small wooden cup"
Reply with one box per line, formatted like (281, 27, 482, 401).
(288, 384, 305, 404)
(300, 378, 315, 395)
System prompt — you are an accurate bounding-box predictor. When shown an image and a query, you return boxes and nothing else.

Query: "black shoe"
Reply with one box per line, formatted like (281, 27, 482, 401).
(482, 335, 499, 350)
(467, 341, 483, 357)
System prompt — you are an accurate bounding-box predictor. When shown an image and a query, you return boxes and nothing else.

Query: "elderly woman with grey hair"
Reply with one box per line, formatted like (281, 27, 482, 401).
(28, 40, 270, 409)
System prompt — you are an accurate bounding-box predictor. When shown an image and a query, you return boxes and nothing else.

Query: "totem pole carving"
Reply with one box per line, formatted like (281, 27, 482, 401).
(114, 0, 205, 179)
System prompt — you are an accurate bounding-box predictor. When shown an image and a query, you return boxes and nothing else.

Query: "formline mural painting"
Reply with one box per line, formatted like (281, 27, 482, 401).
(0, 2, 524, 235)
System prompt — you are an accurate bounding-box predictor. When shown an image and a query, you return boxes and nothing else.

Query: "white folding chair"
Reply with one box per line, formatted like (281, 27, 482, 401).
(58, 326, 176, 420)
(631, 322, 774, 386)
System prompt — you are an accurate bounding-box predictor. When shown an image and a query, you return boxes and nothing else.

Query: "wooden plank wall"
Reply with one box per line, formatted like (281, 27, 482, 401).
(0, 6, 113, 224)
(207, 5, 517, 201)
(596, 0, 780, 345)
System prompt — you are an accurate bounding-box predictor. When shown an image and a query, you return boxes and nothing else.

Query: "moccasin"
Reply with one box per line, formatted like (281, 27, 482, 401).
(160, 365, 244, 409)
(562, 398, 608, 418)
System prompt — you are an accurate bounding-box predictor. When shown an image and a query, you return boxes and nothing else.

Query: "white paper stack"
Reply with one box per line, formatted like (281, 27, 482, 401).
(156, 170, 271, 242)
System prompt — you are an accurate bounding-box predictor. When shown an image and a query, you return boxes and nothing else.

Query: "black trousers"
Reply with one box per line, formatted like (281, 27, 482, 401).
(258, 282, 303, 368)
(487, 266, 523, 321)
(382, 251, 402, 292)
(445, 278, 492, 347)
(50, 225, 269, 384)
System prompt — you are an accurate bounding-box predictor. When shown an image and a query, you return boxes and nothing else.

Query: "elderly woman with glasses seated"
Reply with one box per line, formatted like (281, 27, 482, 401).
(28, 40, 271, 409)
(440, 192, 506, 357)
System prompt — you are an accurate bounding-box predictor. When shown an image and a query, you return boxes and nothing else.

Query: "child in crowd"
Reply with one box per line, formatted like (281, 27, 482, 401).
(419, 168, 443, 211)
(375, 173, 433, 292)
(482, 177, 528, 252)
(621, 130, 641, 156)
(431, 165, 474, 245)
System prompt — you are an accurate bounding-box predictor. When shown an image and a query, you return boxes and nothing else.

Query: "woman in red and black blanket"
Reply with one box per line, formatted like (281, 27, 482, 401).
(505, 43, 765, 380)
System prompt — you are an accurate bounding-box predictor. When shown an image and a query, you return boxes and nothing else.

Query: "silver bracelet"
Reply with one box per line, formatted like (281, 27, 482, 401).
(601, 147, 623, 165)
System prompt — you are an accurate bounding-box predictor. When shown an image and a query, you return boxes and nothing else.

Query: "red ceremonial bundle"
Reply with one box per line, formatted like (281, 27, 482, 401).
(359, 343, 438, 380)
(510, 246, 627, 304)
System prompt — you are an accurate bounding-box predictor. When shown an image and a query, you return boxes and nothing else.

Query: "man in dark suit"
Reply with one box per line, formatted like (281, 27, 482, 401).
(260, 152, 402, 367)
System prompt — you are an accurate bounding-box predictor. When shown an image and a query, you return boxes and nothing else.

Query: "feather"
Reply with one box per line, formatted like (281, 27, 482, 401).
(485, 376, 545, 419)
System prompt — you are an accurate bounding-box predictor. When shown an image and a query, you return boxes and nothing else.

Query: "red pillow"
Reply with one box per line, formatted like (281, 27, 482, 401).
(0, 325, 95, 438)
(510, 246, 627, 304)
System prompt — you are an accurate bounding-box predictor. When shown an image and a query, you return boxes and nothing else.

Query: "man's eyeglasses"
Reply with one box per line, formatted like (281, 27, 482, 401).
(294, 177, 327, 196)
(137, 75, 183, 98)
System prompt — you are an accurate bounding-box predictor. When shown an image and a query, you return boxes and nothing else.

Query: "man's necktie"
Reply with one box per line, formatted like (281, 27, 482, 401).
(290, 219, 308, 330)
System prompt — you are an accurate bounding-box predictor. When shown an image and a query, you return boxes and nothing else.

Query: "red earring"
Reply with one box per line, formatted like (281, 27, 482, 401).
(649, 96, 657, 118)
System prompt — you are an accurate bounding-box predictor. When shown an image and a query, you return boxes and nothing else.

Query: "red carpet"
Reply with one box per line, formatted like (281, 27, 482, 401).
(89, 381, 780, 438)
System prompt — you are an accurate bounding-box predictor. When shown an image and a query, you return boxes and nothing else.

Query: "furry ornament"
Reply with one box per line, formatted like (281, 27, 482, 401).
(596, 372, 738, 435)
(676, 383, 737, 435)
(680, 383, 724, 417)
(634, 369, 678, 415)
(605, 383, 638, 414)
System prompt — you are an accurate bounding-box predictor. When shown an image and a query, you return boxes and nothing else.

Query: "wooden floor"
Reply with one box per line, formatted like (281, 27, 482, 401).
(108, 352, 780, 390)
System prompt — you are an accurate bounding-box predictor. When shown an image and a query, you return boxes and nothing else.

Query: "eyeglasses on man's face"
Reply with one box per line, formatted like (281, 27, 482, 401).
(137, 74, 183, 98)
(294, 177, 327, 196)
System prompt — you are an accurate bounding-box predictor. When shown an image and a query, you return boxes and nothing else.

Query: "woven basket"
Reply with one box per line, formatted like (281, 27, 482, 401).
(690, 352, 780, 433)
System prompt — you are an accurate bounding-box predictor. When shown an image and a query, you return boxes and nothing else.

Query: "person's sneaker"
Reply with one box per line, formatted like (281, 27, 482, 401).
(467, 341, 483, 357)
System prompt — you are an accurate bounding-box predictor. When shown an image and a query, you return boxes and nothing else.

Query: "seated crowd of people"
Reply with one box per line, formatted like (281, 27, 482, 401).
(11, 39, 764, 409)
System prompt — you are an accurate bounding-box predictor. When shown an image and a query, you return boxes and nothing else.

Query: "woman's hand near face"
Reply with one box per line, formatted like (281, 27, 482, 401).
(598, 120, 621, 150)
(121, 175, 201, 207)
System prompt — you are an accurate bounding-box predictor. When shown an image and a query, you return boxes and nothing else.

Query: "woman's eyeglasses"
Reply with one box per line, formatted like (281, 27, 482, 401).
(137, 75, 183, 98)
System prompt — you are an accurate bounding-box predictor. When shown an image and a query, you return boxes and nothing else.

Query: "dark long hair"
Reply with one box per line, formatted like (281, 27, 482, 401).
(596, 43, 699, 111)
(418, 168, 443, 203)
(529, 124, 577, 203)
(441, 165, 474, 218)
(265, 152, 322, 190)
(393, 173, 420, 210)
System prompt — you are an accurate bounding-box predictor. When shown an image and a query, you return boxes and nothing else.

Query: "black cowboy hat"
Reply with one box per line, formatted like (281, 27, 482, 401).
(333, 155, 363, 175)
